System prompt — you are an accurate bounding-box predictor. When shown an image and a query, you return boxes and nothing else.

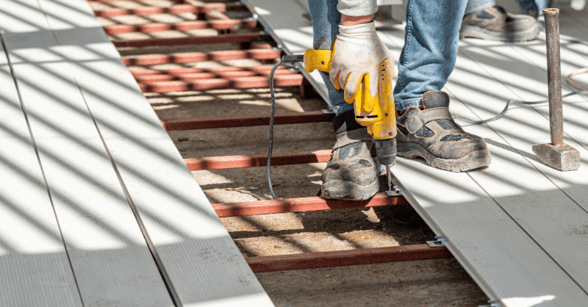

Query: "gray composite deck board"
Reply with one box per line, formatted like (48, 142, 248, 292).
(34, 0, 274, 306)
(442, 55, 588, 293)
(445, 11, 588, 292)
(380, 20, 588, 305)
(374, 16, 588, 306)
(0, 32, 82, 307)
(251, 0, 588, 304)
(381, 12, 588, 306)
(0, 0, 175, 306)
(390, 161, 588, 306)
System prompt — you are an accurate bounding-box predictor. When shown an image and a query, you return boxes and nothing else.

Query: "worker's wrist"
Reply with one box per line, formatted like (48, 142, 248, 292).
(341, 14, 374, 26)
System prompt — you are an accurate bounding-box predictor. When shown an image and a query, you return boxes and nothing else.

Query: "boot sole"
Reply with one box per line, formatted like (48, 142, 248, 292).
(398, 142, 491, 172)
(460, 23, 540, 42)
(321, 179, 379, 201)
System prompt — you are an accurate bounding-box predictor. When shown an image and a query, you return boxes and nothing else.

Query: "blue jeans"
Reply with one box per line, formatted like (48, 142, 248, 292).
(309, 0, 468, 112)
(308, 0, 350, 115)
(308, 0, 548, 114)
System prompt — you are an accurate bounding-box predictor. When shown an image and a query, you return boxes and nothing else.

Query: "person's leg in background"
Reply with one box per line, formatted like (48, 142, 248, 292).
(394, 0, 491, 172)
(308, 0, 352, 120)
(394, 0, 468, 110)
(461, 0, 546, 41)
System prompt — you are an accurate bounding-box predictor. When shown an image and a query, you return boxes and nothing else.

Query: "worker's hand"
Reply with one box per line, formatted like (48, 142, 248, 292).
(330, 21, 393, 101)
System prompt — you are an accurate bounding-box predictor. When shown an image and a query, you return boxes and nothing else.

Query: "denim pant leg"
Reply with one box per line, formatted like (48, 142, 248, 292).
(466, 0, 496, 14)
(517, 0, 549, 14)
(308, 0, 352, 116)
(394, 0, 468, 111)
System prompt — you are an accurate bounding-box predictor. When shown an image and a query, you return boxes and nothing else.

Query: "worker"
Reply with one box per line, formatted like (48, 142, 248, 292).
(461, 0, 549, 42)
(309, 0, 492, 200)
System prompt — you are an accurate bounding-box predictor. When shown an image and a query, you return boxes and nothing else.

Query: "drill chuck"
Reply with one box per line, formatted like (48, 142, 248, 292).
(282, 55, 305, 63)
(375, 138, 397, 166)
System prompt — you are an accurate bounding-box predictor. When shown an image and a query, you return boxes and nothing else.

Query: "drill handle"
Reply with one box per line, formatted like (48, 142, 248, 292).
(303, 49, 333, 73)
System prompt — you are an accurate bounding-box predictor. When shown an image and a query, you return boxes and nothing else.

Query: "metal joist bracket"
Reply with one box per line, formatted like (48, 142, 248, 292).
(479, 300, 503, 307)
(426, 236, 447, 248)
(321, 105, 338, 114)
(385, 185, 403, 197)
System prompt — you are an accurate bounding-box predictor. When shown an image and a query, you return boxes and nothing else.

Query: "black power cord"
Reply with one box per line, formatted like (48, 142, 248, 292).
(455, 37, 588, 125)
(267, 55, 305, 200)
(453, 90, 588, 126)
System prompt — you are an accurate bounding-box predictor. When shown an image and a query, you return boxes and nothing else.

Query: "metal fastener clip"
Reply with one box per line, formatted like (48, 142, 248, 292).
(385, 185, 403, 197)
(426, 236, 447, 248)
(479, 300, 502, 307)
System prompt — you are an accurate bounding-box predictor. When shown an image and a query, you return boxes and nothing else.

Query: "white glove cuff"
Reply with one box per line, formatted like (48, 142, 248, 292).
(338, 21, 376, 36)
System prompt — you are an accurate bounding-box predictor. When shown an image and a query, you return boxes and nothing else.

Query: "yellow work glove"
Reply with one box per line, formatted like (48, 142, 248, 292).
(330, 22, 394, 102)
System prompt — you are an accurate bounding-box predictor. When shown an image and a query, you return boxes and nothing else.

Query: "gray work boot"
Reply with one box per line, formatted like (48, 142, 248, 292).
(396, 91, 491, 172)
(321, 128, 379, 200)
(460, 5, 540, 42)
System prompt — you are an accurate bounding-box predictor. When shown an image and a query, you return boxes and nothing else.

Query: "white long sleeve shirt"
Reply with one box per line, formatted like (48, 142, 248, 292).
(337, 0, 378, 16)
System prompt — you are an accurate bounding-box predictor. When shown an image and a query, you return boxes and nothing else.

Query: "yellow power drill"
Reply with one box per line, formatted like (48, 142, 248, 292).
(303, 49, 397, 194)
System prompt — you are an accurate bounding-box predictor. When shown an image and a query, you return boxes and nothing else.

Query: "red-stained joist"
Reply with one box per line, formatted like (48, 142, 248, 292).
(205, 7, 231, 20)
(184, 150, 332, 171)
(122, 49, 279, 66)
(164, 111, 333, 131)
(246, 244, 451, 272)
(135, 69, 296, 83)
(104, 19, 257, 34)
(139, 74, 302, 92)
(113, 33, 261, 48)
(130, 65, 288, 77)
(212, 193, 408, 217)
(94, 3, 229, 18)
